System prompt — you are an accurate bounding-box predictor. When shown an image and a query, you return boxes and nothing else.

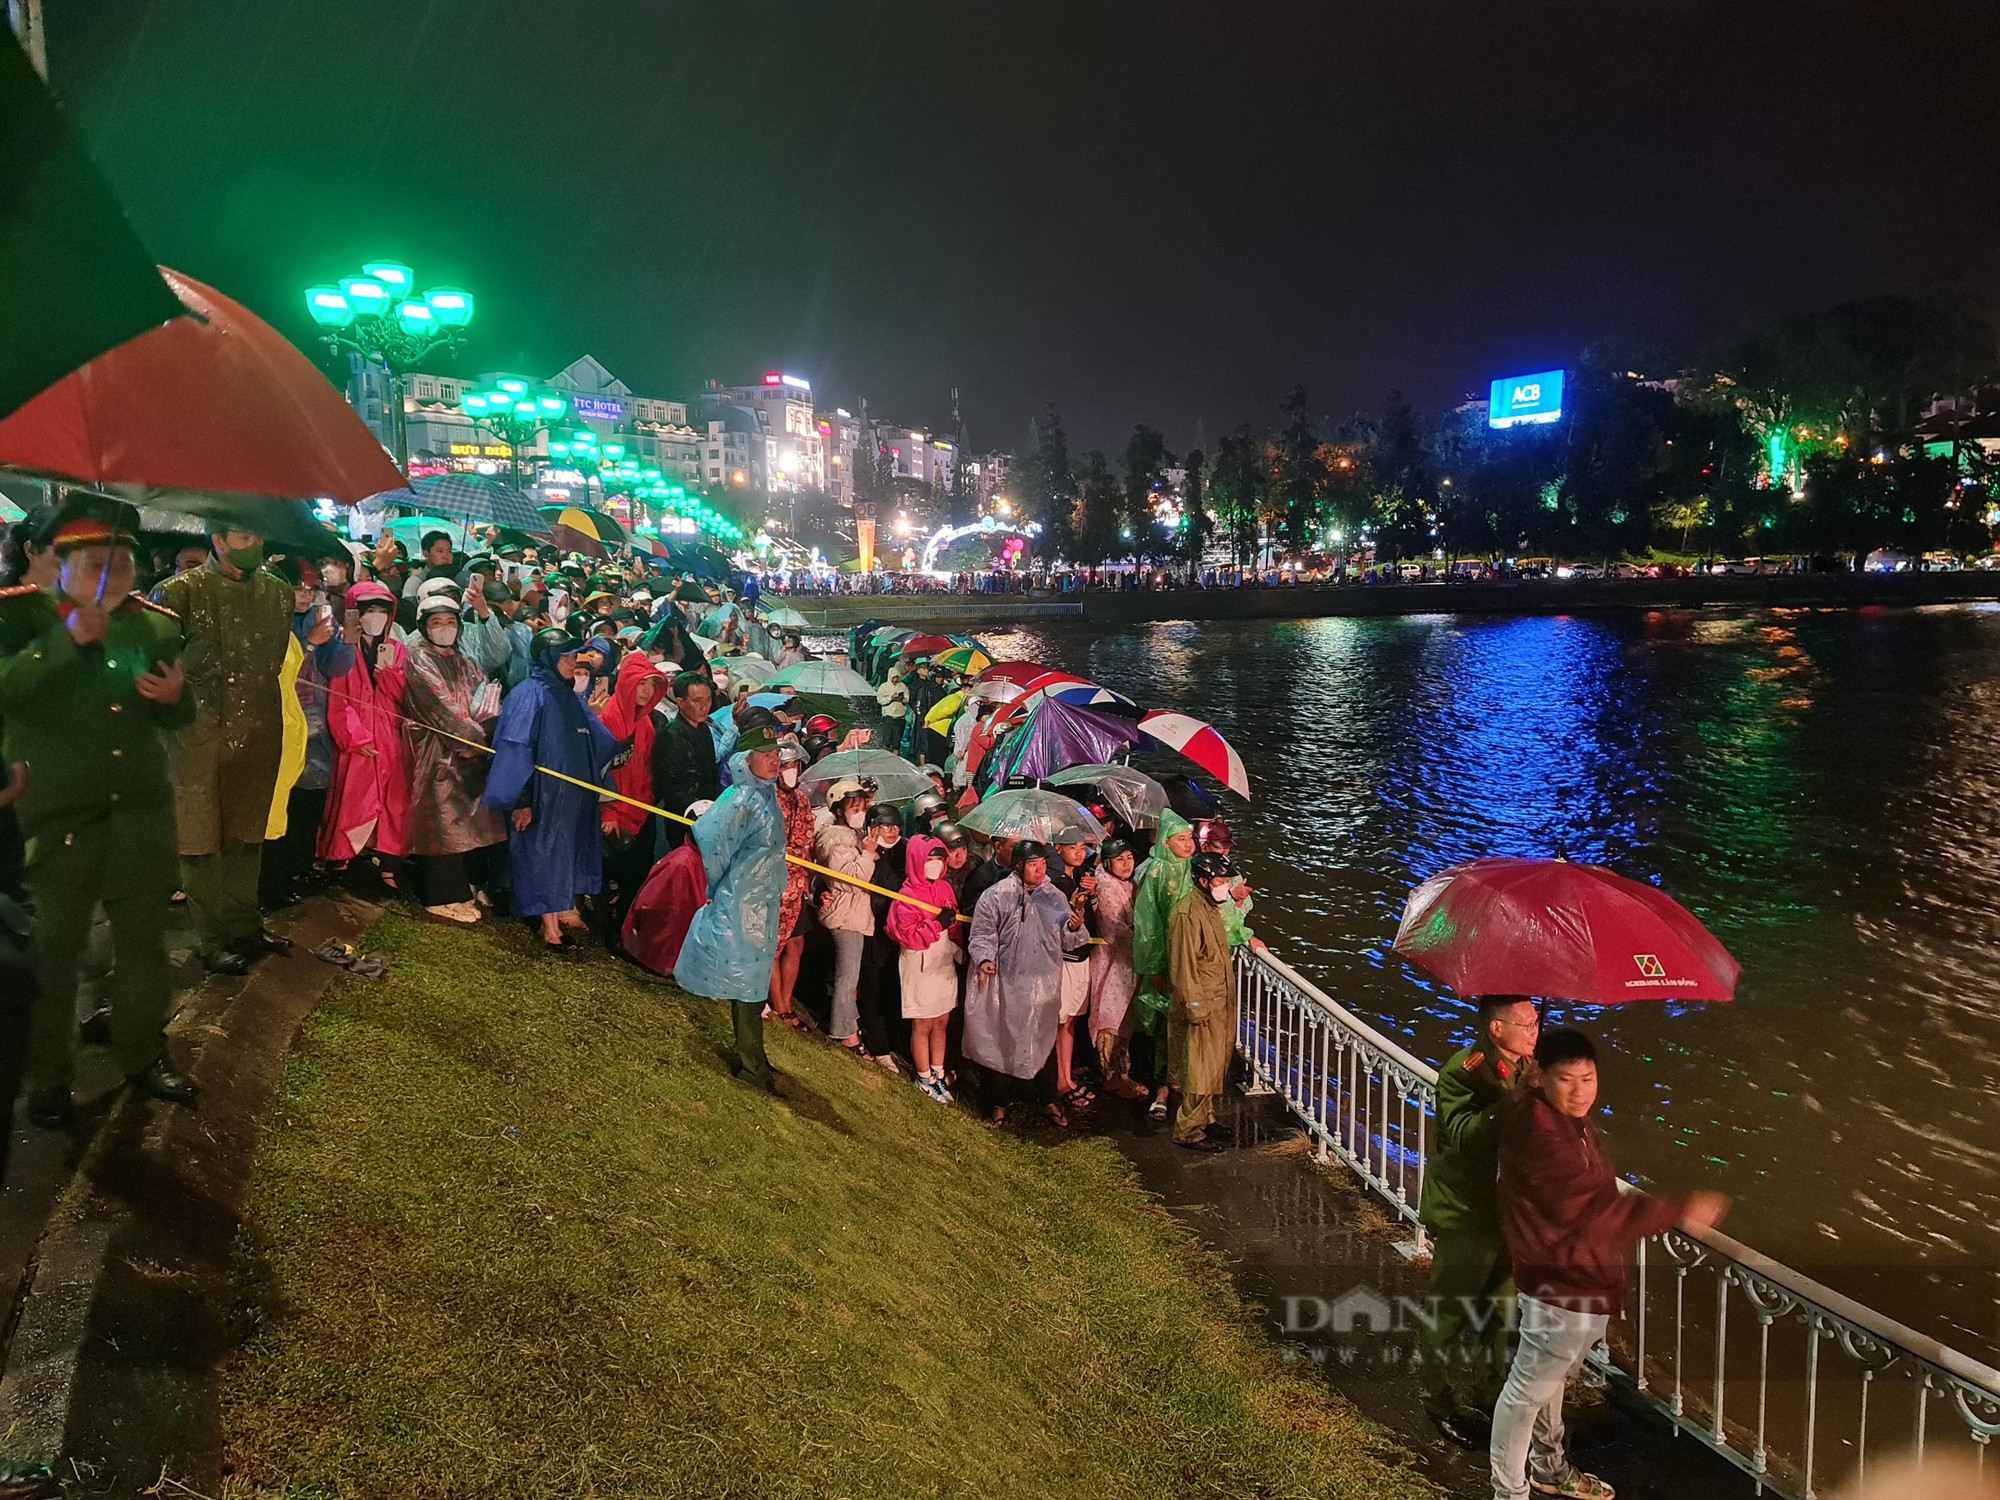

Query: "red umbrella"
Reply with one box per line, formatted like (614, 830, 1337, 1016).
(1392, 857, 1739, 1004)
(976, 660, 1054, 685)
(990, 671, 1091, 730)
(1138, 709, 1250, 800)
(0, 267, 404, 503)
(898, 633, 955, 658)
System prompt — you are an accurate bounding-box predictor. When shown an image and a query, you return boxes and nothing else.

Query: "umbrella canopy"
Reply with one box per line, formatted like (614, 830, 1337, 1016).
(766, 660, 876, 696)
(976, 660, 1053, 686)
(959, 787, 1104, 845)
(971, 677, 1029, 705)
(711, 654, 779, 687)
(990, 671, 1093, 731)
(699, 603, 741, 633)
(1138, 709, 1250, 800)
(1015, 679, 1141, 717)
(137, 497, 350, 558)
(1045, 763, 1169, 829)
(986, 698, 1148, 783)
(672, 580, 713, 603)
(933, 645, 991, 675)
(379, 514, 471, 550)
(799, 749, 934, 805)
(537, 504, 629, 559)
(1, 35, 184, 420)
(760, 605, 813, 629)
(898, 633, 955, 659)
(1392, 857, 1741, 1005)
(0, 268, 403, 504)
(1156, 774, 1221, 823)
(411, 473, 546, 534)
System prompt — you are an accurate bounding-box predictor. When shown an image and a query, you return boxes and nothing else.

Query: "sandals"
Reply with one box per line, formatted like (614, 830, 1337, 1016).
(1042, 1103, 1070, 1129)
(985, 1107, 1008, 1130)
(1148, 1095, 1169, 1121)
(1061, 1086, 1096, 1111)
(1531, 1470, 1615, 1500)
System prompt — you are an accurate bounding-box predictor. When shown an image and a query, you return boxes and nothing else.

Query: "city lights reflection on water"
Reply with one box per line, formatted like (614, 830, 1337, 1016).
(1001, 607, 2000, 1355)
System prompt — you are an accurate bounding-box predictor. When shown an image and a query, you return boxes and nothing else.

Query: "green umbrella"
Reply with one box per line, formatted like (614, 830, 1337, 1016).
(0, 34, 183, 419)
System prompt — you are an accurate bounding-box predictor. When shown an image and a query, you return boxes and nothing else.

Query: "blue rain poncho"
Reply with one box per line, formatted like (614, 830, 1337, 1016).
(484, 638, 619, 917)
(674, 751, 787, 1002)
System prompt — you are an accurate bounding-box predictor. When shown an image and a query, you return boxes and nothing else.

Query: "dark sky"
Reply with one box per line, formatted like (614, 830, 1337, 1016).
(44, 0, 2000, 454)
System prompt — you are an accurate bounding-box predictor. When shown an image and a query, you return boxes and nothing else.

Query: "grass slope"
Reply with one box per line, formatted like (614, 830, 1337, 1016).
(223, 911, 1428, 1500)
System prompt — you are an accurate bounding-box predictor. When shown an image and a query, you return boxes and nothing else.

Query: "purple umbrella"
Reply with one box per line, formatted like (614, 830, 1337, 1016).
(986, 697, 1151, 783)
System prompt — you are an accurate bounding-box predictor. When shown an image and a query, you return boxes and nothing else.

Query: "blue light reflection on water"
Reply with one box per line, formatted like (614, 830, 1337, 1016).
(1002, 607, 2000, 1355)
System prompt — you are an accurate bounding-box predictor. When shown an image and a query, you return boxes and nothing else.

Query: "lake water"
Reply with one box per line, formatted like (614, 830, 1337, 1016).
(992, 607, 2000, 1360)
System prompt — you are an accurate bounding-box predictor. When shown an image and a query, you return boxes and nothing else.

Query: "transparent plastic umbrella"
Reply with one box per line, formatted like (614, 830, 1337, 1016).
(1045, 763, 1169, 828)
(958, 787, 1103, 844)
(712, 654, 778, 686)
(768, 660, 876, 696)
(799, 749, 935, 805)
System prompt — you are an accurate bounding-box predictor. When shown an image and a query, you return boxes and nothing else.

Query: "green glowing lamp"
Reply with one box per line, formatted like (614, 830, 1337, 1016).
(495, 378, 527, 396)
(304, 285, 354, 328)
(424, 287, 473, 326)
(549, 441, 571, 459)
(362, 260, 415, 292)
(462, 392, 490, 414)
(604, 442, 626, 461)
(394, 300, 436, 336)
(339, 276, 389, 309)
(513, 400, 538, 419)
(538, 394, 568, 416)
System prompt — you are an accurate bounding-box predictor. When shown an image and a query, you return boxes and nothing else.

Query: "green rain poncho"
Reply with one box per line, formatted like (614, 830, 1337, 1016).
(1131, 808, 1194, 980)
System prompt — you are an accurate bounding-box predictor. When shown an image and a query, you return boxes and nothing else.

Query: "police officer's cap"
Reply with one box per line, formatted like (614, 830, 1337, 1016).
(46, 493, 139, 553)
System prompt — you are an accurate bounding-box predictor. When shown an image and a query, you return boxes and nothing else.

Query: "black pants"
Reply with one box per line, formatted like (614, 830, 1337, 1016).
(858, 933, 903, 1058)
(420, 847, 493, 907)
(260, 786, 329, 908)
(602, 830, 656, 928)
(979, 1057, 1055, 1112)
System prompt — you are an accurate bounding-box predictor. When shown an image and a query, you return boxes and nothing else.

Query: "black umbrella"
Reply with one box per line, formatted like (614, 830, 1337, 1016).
(1, 34, 183, 419)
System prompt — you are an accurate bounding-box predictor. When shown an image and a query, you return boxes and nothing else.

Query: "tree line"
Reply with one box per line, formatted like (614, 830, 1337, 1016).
(1006, 291, 2000, 568)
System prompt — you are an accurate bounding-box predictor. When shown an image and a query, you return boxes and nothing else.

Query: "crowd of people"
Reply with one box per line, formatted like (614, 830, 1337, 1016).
(0, 496, 1264, 1153)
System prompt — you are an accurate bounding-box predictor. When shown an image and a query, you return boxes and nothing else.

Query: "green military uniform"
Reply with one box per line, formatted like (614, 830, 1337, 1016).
(0, 578, 193, 1092)
(1416, 1040, 1529, 1418)
(155, 557, 293, 957)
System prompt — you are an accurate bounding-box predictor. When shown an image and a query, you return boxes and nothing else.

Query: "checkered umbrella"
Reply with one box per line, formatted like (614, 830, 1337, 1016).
(410, 473, 546, 534)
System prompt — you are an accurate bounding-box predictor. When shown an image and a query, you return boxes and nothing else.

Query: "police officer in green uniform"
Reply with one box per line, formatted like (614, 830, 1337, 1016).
(156, 527, 294, 973)
(1416, 993, 1540, 1443)
(0, 495, 200, 1127)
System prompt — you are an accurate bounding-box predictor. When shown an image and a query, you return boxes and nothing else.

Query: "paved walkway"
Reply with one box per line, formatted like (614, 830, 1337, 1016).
(1100, 1089, 1756, 1500)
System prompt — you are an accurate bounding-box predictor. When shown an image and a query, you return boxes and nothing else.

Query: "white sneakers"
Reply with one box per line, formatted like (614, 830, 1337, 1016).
(425, 901, 482, 925)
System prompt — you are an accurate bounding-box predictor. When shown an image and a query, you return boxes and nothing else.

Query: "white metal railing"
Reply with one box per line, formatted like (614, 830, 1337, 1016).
(1234, 946, 2000, 1498)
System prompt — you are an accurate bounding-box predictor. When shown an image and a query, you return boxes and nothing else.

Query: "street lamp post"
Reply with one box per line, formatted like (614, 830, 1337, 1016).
(304, 261, 474, 468)
(459, 378, 569, 491)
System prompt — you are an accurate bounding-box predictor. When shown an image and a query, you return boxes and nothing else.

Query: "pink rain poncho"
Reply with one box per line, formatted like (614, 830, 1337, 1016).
(888, 835, 961, 1020)
(317, 582, 410, 862)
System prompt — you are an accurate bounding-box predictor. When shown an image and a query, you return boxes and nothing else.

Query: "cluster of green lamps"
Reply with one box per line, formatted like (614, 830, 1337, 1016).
(461, 377, 567, 426)
(304, 261, 473, 340)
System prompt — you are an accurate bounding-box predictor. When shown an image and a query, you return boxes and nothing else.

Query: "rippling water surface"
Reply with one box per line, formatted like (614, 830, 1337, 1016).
(991, 607, 2000, 1356)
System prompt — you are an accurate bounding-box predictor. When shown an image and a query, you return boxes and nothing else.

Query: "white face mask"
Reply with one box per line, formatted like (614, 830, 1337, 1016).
(1210, 884, 1231, 905)
(923, 859, 945, 880)
(844, 809, 867, 830)
(780, 766, 801, 787)
(573, 673, 591, 695)
(360, 609, 390, 637)
(425, 623, 459, 649)
(712, 672, 730, 692)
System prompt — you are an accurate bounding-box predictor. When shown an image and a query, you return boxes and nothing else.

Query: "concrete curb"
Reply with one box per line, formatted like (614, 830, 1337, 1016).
(0, 894, 378, 1493)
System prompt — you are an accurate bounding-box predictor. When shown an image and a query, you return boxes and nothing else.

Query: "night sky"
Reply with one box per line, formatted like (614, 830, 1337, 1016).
(43, 0, 2000, 453)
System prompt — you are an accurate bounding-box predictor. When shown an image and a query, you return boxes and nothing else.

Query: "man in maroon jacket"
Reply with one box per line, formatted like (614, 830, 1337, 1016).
(1491, 1028, 1729, 1500)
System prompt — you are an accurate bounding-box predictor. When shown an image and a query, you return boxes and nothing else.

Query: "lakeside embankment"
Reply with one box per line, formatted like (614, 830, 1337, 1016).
(779, 571, 2000, 630)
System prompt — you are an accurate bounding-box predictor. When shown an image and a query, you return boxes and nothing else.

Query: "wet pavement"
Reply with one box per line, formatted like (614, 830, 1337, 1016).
(1093, 1087, 1758, 1500)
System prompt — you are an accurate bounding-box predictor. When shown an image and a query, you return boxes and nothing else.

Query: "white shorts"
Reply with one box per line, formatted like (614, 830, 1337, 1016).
(1060, 958, 1092, 1021)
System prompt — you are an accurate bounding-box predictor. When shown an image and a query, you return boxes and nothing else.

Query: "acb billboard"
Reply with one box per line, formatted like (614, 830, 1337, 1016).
(1488, 370, 1565, 429)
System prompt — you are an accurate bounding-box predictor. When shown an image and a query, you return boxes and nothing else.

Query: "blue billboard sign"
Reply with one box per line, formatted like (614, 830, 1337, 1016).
(1488, 370, 1565, 429)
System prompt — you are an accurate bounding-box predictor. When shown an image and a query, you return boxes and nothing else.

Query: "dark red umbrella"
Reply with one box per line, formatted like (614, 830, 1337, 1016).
(0, 267, 404, 503)
(975, 659, 1053, 685)
(898, 633, 955, 658)
(1392, 857, 1739, 1004)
